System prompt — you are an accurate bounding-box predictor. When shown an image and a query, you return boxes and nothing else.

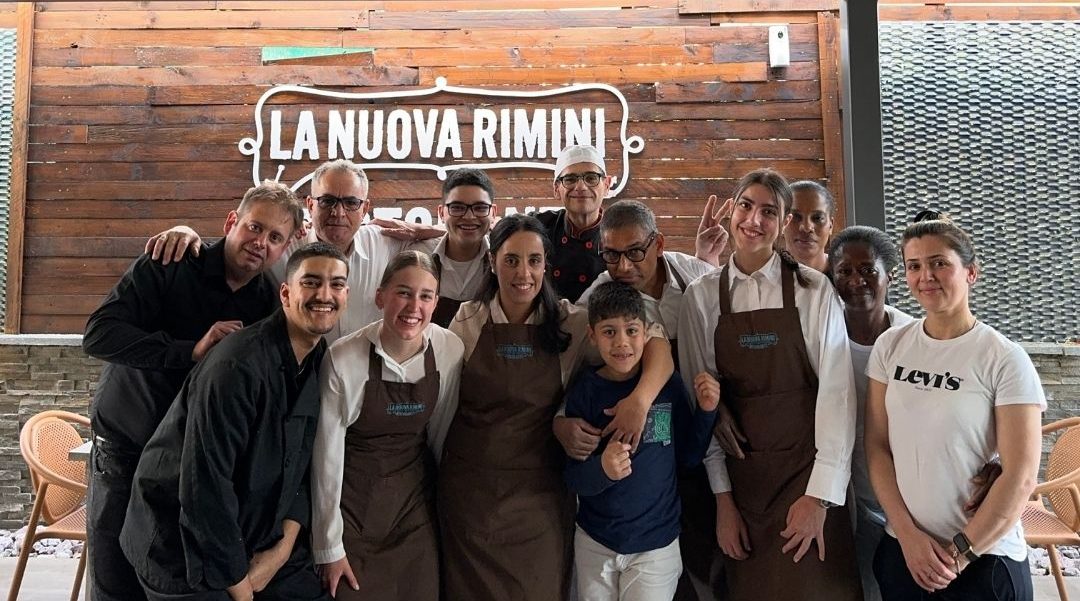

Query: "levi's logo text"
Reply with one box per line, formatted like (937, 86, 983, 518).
(496, 343, 534, 360)
(387, 402, 427, 417)
(739, 333, 779, 350)
(892, 365, 962, 391)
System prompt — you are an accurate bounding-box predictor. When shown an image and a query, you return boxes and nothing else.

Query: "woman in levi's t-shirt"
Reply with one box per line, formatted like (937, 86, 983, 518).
(865, 213, 1045, 601)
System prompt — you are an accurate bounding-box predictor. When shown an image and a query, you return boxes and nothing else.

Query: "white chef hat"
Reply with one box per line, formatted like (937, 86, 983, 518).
(553, 144, 605, 181)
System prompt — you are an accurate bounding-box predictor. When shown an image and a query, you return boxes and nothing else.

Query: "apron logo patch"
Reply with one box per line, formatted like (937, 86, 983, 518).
(642, 403, 672, 446)
(738, 333, 779, 350)
(496, 343, 534, 360)
(386, 402, 426, 417)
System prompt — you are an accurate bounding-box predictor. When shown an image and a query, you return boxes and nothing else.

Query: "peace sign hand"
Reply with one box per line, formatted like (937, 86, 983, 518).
(695, 195, 734, 267)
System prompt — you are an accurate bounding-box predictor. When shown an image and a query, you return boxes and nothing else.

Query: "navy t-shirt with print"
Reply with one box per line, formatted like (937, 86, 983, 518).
(564, 366, 717, 554)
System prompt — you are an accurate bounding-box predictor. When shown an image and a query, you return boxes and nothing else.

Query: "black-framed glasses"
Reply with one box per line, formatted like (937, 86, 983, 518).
(600, 234, 657, 265)
(555, 172, 604, 188)
(444, 202, 493, 217)
(314, 194, 365, 212)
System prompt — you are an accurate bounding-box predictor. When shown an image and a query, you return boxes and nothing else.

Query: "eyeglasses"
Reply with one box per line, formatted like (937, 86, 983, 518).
(600, 234, 657, 265)
(444, 202, 493, 218)
(314, 194, 365, 212)
(555, 172, 604, 188)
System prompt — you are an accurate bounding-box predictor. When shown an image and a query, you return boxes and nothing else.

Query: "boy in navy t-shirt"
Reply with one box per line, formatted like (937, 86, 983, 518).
(565, 281, 719, 601)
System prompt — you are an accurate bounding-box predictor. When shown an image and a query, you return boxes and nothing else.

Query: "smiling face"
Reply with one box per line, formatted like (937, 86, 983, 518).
(589, 315, 646, 380)
(438, 184, 495, 248)
(492, 230, 547, 318)
(902, 234, 977, 316)
(553, 161, 611, 221)
(280, 255, 349, 339)
(784, 187, 834, 264)
(375, 265, 438, 343)
(308, 169, 369, 252)
(832, 241, 890, 313)
(601, 225, 664, 293)
(222, 201, 296, 286)
(730, 183, 790, 268)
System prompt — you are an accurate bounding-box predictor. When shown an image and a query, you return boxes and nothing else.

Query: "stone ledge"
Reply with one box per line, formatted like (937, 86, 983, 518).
(0, 335, 82, 347)
(1022, 342, 1080, 356)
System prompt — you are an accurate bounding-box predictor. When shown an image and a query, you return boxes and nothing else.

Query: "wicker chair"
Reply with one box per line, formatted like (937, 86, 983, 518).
(1023, 416, 1080, 601)
(6, 410, 90, 601)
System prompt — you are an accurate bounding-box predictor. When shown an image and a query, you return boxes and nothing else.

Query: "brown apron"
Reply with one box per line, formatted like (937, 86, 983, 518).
(714, 262, 860, 601)
(438, 319, 574, 601)
(337, 344, 441, 601)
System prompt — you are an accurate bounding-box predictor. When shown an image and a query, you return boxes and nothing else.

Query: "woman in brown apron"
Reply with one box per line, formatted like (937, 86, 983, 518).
(439, 214, 675, 601)
(677, 169, 862, 601)
(312, 250, 465, 601)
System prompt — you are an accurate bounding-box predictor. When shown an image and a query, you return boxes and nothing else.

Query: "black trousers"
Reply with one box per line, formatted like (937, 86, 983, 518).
(137, 540, 329, 601)
(87, 435, 148, 601)
(873, 534, 1033, 601)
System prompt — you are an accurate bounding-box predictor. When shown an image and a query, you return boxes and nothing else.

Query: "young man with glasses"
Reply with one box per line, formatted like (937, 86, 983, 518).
(424, 168, 498, 326)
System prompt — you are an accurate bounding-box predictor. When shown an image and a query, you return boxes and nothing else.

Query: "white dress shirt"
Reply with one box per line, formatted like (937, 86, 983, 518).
(311, 321, 464, 564)
(677, 252, 856, 505)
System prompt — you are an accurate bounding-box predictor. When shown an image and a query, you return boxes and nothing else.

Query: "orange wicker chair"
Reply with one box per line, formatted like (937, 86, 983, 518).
(1023, 416, 1080, 601)
(5, 410, 90, 601)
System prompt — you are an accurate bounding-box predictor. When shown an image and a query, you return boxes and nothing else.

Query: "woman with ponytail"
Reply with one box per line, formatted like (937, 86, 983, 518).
(677, 168, 861, 600)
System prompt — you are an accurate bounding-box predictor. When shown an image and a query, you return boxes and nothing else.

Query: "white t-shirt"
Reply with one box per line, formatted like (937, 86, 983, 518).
(867, 319, 1046, 560)
(849, 305, 914, 523)
(425, 235, 488, 302)
(312, 320, 464, 564)
(576, 251, 716, 338)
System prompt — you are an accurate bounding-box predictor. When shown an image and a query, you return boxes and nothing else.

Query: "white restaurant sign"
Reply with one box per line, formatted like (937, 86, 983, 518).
(238, 77, 645, 208)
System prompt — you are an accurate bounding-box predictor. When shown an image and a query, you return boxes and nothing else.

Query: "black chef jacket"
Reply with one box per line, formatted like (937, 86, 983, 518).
(534, 208, 605, 303)
(120, 309, 326, 593)
(83, 240, 278, 449)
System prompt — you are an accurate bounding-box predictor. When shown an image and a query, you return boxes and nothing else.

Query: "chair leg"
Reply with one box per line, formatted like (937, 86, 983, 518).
(1048, 544, 1070, 601)
(5, 489, 45, 601)
(70, 542, 87, 601)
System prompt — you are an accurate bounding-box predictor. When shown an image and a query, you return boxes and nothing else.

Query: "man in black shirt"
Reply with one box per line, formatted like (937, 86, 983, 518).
(83, 182, 303, 601)
(121, 242, 348, 601)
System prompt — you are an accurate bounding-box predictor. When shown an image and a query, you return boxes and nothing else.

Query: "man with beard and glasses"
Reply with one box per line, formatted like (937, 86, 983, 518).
(146, 160, 411, 343)
(83, 181, 303, 601)
(120, 242, 349, 601)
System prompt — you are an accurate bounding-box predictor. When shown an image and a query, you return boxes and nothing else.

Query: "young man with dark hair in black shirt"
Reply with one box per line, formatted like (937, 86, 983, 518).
(82, 181, 303, 601)
(121, 242, 348, 601)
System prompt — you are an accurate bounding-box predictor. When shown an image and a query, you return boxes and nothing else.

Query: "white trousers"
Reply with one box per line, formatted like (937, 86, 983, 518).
(574, 527, 682, 601)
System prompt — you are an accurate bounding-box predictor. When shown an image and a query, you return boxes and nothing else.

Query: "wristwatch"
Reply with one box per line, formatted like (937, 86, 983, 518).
(952, 532, 979, 563)
(818, 498, 839, 509)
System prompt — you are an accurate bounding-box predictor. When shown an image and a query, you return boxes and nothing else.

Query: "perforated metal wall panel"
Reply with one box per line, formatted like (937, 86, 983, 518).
(0, 29, 16, 323)
(879, 21, 1079, 342)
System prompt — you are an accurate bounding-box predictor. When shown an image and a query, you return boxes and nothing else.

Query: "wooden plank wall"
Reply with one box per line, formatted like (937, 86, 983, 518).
(21, 0, 844, 333)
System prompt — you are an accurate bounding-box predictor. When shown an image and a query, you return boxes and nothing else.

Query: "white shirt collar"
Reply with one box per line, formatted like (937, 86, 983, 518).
(364, 320, 433, 368)
(304, 227, 365, 260)
(433, 234, 489, 264)
(488, 296, 542, 325)
(727, 251, 782, 284)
